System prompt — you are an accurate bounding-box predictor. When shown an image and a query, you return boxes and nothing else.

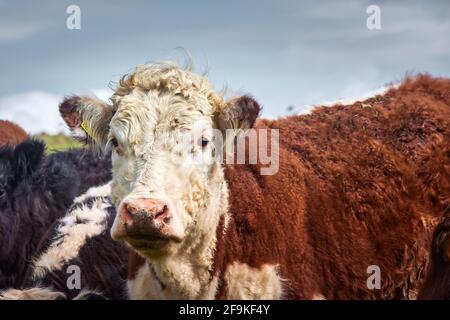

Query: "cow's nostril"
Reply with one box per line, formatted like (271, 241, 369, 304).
(120, 205, 135, 226)
(154, 205, 170, 224)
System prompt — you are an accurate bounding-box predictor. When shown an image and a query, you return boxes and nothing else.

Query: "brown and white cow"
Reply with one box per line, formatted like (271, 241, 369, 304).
(59, 63, 450, 299)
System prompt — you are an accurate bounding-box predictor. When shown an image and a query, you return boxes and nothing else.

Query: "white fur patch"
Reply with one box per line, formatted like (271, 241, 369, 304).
(127, 263, 159, 300)
(73, 182, 111, 203)
(127, 261, 219, 300)
(32, 185, 113, 279)
(224, 262, 284, 299)
(73, 289, 105, 300)
(0, 287, 65, 300)
(0, 287, 105, 300)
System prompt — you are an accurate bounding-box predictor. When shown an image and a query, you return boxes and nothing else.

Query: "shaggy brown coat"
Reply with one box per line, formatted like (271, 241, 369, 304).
(214, 75, 450, 299)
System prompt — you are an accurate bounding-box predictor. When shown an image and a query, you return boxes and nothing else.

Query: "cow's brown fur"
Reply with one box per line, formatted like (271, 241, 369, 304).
(0, 120, 27, 146)
(210, 75, 450, 299)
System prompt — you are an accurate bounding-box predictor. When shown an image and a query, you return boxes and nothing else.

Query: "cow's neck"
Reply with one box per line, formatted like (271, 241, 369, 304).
(129, 170, 229, 300)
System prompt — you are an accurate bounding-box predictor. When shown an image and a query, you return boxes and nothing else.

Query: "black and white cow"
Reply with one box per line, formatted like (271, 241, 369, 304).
(0, 139, 111, 289)
(0, 184, 129, 300)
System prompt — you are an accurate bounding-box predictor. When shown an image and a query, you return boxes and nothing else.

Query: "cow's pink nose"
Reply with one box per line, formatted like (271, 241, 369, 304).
(120, 198, 170, 227)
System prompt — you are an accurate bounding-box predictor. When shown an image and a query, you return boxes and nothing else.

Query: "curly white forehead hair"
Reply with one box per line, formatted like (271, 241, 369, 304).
(111, 61, 227, 113)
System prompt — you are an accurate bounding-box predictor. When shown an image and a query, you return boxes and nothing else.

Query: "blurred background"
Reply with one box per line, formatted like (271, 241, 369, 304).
(0, 0, 449, 150)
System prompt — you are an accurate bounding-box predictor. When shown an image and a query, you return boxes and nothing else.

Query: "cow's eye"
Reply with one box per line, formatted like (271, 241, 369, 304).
(109, 138, 123, 155)
(111, 138, 119, 148)
(200, 137, 209, 148)
(110, 137, 123, 155)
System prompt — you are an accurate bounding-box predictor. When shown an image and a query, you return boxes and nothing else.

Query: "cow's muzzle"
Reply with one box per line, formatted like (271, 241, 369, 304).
(111, 198, 179, 248)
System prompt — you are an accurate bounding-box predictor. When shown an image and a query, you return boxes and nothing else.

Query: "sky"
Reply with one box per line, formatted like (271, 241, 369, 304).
(0, 0, 449, 134)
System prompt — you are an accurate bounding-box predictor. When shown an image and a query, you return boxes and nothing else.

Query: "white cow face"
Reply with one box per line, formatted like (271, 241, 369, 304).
(60, 63, 260, 258)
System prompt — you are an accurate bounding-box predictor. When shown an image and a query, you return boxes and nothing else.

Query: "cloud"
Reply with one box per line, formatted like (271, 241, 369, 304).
(0, 91, 66, 135)
(298, 83, 395, 115)
(91, 88, 114, 102)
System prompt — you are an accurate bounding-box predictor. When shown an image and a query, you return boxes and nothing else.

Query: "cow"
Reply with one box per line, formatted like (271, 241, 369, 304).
(0, 139, 112, 289)
(0, 184, 128, 300)
(0, 120, 27, 146)
(58, 62, 450, 299)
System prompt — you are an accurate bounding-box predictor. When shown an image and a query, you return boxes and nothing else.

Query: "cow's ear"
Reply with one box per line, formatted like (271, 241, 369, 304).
(12, 139, 45, 179)
(59, 96, 115, 150)
(214, 95, 261, 133)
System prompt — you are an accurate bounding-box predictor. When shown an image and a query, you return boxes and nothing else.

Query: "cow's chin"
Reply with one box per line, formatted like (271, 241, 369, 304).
(131, 240, 179, 259)
(124, 233, 181, 258)
(111, 223, 183, 258)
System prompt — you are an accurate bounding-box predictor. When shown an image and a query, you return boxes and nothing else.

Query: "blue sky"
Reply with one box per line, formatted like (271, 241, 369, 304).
(0, 0, 449, 133)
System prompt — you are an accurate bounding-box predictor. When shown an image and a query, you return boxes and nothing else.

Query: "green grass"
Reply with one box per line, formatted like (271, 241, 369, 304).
(37, 133, 82, 153)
